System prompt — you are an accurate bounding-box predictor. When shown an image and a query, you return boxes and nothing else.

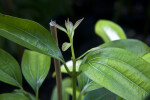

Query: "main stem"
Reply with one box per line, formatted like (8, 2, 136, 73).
(70, 39, 77, 100)
(36, 89, 39, 100)
(50, 23, 62, 100)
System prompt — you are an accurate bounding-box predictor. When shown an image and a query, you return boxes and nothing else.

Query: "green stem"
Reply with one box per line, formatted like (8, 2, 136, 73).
(70, 39, 77, 100)
(63, 62, 72, 76)
(36, 89, 39, 100)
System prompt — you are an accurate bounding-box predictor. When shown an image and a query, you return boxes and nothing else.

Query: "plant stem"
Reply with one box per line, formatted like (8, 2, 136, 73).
(70, 39, 77, 100)
(63, 62, 72, 76)
(50, 21, 62, 100)
(36, 89, 39, 100)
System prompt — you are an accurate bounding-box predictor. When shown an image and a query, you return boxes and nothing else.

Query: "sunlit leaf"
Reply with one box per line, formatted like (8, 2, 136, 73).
(22, 50, 51, 92)
(0, 49, 22, 87)
(51, 78, 72, 100)
(100, 39, 150, 56)
(80, 48, 150, 100)
(52, 60, 81, 77)
(65, 87, 84, 99)
(95, 20, 126, 42)
(0, 13, 63, 61)
(142, 53, 150, 63)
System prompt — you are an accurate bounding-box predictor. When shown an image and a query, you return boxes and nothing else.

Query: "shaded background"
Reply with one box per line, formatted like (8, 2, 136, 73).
(0, 0, 150, 100)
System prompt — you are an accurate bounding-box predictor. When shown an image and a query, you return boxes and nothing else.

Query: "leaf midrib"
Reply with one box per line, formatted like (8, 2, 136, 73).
(0, 21, 55, 54)
(88, 61, 148, 94)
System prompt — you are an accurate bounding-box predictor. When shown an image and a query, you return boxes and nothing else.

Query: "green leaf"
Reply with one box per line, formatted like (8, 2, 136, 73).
(52, 60, 81, 77)
(78, 61, 102, 94)
(0, 93, 29, 100)
(0, 49, 22, 87)
(62, 42, 71, 51)
(101, 39, 150, 56)
(95, 20, 126, 42)
(84, 88, 116, 100)
(14, 89, 36, 100)
(78, 72, 102, 94)
(80, 48, 150, 100)
(22, 50, 51, 92)
(81, 79, 102, 93)
(0, 13, 63, 61)
(116, 96, 125, 100)
(65, 87, 84, 99)
(51, 78, 72, 100)
(142, 53, 150, 63)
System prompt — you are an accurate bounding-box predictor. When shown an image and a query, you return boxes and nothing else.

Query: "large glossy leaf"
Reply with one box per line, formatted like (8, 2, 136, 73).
(80, 48, 150, 100)
(0, 49, 22, 87)
(84, 88, 116, 100)
(95, 20, 126, 42)
(51, 78, 72, 100)
(22, 50, 51, 92)
(100, 39, 150, 56)
(0, 13, 63, 61)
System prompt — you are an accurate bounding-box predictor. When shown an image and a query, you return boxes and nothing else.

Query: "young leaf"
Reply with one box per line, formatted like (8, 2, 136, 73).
(50, 20, 67, 33)
(95, 20, 126, 42)
(80, 48, 150, 100)
(73, 18, 84, 30)
(100, 39, 150, 56)
(0, 13, 63, 61)
(22, 50, 51, 92)
(0, 49, 22, 88)
(83, 88, 117, 100)
(62, 42, 71, 51)
(51, 78, 72, 100)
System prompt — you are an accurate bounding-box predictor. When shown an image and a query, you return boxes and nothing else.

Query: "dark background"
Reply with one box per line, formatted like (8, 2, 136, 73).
(0, 0, 150, 100)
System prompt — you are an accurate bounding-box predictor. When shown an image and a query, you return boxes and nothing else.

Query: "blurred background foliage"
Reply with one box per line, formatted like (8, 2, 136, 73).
(0, 0, 150, 100)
